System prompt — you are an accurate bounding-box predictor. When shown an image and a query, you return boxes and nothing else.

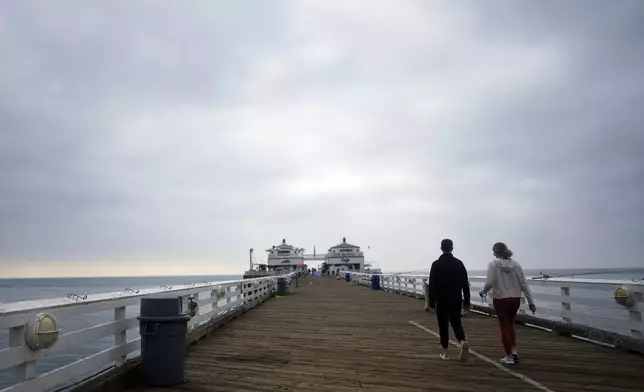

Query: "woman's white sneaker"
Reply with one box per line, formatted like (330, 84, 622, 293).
(459, 341, 469, 362)
(500, 356, 515, 365)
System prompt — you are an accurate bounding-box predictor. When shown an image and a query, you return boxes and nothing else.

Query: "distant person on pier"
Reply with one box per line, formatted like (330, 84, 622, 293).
(480, 242, 536, 365)
(428, 239, 470, 361)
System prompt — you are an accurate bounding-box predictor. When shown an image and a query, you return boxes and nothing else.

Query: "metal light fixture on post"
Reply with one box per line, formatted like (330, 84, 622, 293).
(25, 313, 60, 350)
(615, 286, 636, 308)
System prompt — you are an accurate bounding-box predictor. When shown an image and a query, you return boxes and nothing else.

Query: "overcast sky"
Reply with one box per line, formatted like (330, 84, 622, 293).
(1, 1, 643, 277)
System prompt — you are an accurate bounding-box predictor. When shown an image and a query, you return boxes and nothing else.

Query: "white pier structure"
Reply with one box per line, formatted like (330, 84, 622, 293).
(0, 270, 643, 392)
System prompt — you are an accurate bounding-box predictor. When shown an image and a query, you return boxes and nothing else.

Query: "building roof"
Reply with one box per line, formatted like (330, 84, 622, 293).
(329, 237, 360, 250)
(266, 238, 297, 252)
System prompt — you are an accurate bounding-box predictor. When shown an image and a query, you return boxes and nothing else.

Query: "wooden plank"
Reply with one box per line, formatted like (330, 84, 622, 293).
(8, 326, 35, 382)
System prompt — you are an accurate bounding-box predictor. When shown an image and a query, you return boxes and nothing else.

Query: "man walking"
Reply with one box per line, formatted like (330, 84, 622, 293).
(428, 239, 470, 361)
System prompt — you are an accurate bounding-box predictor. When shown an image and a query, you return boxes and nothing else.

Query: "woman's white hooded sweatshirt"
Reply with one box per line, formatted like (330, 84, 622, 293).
(482, 258, 535, 306)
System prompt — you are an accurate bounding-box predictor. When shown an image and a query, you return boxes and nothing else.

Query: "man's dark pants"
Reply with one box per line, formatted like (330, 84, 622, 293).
(436, 301, 466, 348)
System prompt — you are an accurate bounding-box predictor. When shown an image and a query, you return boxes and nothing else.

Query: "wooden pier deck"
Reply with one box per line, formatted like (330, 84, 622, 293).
(127, 277, 644, 392)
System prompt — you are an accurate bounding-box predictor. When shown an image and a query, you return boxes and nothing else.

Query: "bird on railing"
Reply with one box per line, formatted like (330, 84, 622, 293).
(66, 293, 88, 301)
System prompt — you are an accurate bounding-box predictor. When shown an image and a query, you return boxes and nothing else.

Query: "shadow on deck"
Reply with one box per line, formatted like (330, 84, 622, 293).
(128, 277, 644, 392)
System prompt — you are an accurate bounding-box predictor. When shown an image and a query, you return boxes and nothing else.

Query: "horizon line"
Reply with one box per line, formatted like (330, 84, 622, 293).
(1, 266, 642, 280)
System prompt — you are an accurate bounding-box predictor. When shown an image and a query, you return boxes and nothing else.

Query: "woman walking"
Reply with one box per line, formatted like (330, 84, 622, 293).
(480, 242, 536, 365)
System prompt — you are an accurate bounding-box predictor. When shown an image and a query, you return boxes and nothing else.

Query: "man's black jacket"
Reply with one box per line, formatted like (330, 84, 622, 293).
(428, 253, 471, 308)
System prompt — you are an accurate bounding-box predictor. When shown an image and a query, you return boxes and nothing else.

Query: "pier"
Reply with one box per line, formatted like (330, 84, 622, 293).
(1, 273, 643, 392)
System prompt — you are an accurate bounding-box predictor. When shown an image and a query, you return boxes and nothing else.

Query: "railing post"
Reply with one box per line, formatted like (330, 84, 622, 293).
(179, 295, 194, 331)
(114, 306, 127, 366)
(561, 286, 572, 323)
(288, 276, 296, 294)
(255, 281, 261, 302)
(10, 325, 36, 381)
(211, 288, 218, 320)
(630, 289, 643, 339)
(423, 279, 430, 311)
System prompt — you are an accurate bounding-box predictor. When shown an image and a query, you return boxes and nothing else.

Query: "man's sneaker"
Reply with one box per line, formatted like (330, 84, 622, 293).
(500, 356, 515, 365)
(459, 341, 469, 362)
(512, 352, 520, 363)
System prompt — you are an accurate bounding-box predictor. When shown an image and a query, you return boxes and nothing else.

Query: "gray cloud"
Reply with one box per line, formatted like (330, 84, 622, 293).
(1, 1, 643, 276)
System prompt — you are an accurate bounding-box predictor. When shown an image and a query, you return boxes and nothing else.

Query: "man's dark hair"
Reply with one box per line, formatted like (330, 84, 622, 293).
(440, 239, 453, 252)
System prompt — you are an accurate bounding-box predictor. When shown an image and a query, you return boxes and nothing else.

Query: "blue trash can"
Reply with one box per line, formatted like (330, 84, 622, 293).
(371, 274, 381, 290)
(345, 272, 351, 282)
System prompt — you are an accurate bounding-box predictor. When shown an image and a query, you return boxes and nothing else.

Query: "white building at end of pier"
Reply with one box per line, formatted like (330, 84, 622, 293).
(325, 237, 365, 273)
(265, 238, 305, 273)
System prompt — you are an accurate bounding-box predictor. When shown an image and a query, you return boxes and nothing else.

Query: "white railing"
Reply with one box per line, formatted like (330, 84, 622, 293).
(354, 274, 372, 286)
(0, 274, 295, 392)
(350, 272, 644, 340)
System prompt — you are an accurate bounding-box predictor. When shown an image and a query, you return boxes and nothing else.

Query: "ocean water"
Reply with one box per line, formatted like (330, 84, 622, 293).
(1, 270, 643, 390)
(0, 275, 240, 390)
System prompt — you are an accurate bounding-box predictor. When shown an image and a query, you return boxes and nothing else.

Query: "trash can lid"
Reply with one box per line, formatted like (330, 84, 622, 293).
(140, 296, 185, 318)
(138, 314, 191, 322)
